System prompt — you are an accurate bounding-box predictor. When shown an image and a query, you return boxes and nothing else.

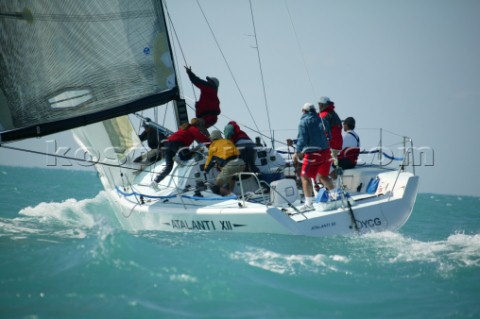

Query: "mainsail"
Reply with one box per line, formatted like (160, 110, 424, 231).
(0, 0, 178, 143)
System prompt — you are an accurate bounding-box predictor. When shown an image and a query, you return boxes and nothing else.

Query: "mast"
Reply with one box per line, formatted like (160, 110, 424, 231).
(173, 99, 189, 127)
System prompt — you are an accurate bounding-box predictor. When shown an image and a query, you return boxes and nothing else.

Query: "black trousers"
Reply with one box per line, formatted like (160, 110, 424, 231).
(154, 141, 185, 183)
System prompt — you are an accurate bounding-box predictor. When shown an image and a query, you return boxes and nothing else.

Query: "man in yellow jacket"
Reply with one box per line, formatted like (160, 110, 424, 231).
(204, 130, 245, 195)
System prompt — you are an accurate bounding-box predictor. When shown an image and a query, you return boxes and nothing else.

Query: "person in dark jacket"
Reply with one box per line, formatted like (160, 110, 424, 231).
(318, 96, 343, 166)
(152, 118, 210, 185)
(185, 66, 220, 137)
(134, 118, 168, 164)
(296, 103, 334, 210)
(224, 121, 259, 174)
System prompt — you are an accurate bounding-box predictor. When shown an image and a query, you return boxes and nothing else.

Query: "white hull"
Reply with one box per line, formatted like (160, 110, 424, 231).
(105, 167, 419, 237)
(73, 123, 419, 237)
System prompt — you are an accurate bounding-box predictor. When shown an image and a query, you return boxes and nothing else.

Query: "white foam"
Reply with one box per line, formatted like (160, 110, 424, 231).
(169, 274, 198, 283)
(363, 231, 480, 272)
(18, 199, 94, 227)
(17, 192, 109, 228)
(229, 232, 480, 276)
(230, 247, 350, 275)
(1, 192, 116, 239)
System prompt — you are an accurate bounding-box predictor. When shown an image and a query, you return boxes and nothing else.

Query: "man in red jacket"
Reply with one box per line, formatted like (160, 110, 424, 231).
(318, 96, 343, 166)
(152, 118, 210, 185)
(185, 66, 220, 137)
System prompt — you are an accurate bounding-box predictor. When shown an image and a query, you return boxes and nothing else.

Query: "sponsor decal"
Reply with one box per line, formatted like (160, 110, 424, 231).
(355, 217, 382, 229)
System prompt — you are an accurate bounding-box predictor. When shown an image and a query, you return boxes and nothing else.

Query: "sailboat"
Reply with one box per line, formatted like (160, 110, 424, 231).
(0, 0, 419, 236)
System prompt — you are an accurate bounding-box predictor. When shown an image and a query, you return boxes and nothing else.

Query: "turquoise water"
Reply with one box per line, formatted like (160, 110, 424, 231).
(1, 166, 479, 319)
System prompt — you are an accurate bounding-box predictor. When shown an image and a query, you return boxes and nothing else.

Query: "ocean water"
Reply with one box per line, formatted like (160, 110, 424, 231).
(1, 166, 479, 319)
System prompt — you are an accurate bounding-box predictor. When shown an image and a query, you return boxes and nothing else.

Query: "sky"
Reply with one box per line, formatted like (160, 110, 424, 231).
(1, 0, 480, 196)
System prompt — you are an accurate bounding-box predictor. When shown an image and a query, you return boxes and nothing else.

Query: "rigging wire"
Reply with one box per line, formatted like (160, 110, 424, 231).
(284, 0, 317, 101)
(165, 0, 283, 146)
(3, 145, 153, 171)
(165, 1, 291, 148)
(175, 95, 277, 148)
(283, 1, 333, 139)
(195, 0, 261, 134)
(164, 1, 198, 103)
(182, 96, 291, 147)
(0, 145, 139, 171)
(181, 94, 274, 145)
(248, 0, 273, 147)
(0, 144, 226, 182)
(164, 1, 189, 69)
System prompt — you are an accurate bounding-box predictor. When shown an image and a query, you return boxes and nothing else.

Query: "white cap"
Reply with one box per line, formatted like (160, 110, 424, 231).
(319, 96, 331, 104)
(210, 130, 223, 140)
(302, 102, 315, 111)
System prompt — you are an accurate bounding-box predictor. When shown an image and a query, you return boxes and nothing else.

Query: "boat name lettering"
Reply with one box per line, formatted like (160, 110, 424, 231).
(170, 220, 235, 231)
(220, 220, 234, 230)
(171, 220, 216, 231)
(311, 222, 336, 230)
(355, 218, 382, 229)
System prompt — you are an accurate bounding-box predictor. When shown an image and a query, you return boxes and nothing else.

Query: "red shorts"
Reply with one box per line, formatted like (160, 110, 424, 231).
(301, 149, 332, 178)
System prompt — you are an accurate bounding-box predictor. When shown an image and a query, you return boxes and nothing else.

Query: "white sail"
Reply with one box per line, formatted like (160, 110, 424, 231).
(73, 116, 141, 190)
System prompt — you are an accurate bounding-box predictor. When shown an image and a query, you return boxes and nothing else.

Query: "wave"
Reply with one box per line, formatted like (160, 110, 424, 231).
(363, 231, 480, 270)
(230, 248, 350, 275)
(0, 191, 118, 239)
(229, 231, 480, 276)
